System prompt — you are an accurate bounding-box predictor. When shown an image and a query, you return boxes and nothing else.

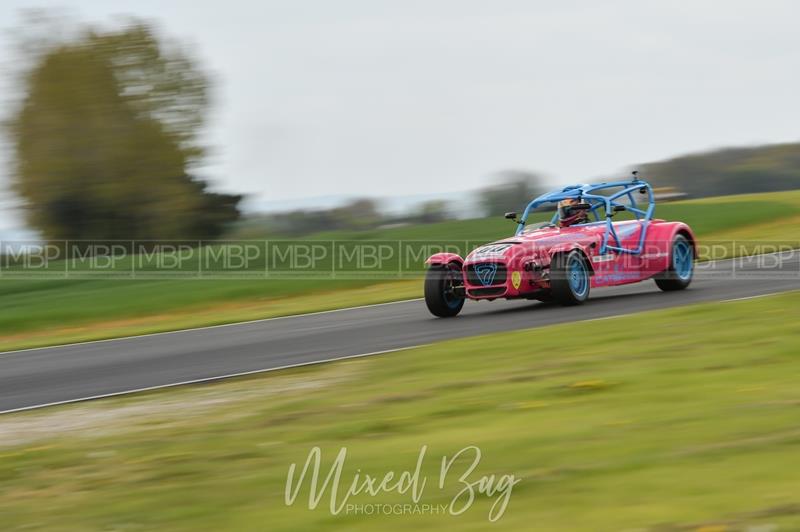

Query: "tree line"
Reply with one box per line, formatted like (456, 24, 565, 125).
(640, 143, 800, 198)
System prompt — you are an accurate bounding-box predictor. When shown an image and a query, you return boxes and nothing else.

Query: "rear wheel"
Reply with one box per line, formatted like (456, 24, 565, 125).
(424, 262, 465, 317)
(550, 250, 591, 306)
(655, 234, 694, 291)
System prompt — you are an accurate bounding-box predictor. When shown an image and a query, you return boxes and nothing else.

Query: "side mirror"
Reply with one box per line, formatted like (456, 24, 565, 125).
(504, 212, 518, 220)
(613, 205, 626, 212)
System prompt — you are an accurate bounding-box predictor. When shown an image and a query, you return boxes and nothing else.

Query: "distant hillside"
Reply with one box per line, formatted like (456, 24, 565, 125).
(640, 142, 800, 198)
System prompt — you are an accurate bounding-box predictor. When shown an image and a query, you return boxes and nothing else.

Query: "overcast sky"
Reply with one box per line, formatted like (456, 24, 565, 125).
(1, 0, 799, 219)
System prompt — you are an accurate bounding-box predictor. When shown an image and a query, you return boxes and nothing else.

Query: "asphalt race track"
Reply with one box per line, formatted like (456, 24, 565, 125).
(0, 252, 798, 413)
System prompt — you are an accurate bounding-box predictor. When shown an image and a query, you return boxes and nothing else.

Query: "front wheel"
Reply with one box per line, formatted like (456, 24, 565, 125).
(424, 262, 465, 317)
(550, 250, 591, 306)
(655, 234, 694, 291)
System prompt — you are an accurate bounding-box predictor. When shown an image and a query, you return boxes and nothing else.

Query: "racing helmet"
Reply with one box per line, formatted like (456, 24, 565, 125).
(558, 198, 590, 227)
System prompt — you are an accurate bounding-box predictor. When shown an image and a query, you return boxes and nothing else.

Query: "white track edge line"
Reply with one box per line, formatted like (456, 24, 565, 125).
(0, 344, 428, 415)
(5, 288, 798, 414)
(0, 247, 797, 357)
(720, 289, 799, 302)
(0, 298, 423, 356)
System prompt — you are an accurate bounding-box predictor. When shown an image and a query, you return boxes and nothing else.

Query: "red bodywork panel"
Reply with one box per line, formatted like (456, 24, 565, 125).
(427, 219, 696, 300)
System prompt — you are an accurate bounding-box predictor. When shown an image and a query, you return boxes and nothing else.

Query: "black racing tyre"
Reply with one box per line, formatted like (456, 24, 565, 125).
(424, 262, 465, 317)
(534, 293, 554, 303)
(549, 250, 591, 306)
(655, 234, 694, 292)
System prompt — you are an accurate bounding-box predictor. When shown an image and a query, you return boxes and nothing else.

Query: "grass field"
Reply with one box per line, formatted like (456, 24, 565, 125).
(0, 189, 797, 350)
(1, 291, 798, 531)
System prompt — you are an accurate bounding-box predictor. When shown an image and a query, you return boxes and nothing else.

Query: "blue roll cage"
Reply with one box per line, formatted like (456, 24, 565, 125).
(515, 179, 655, 255)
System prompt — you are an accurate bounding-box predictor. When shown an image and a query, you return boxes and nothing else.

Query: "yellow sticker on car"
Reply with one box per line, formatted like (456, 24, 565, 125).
(511, 270, 522, 289)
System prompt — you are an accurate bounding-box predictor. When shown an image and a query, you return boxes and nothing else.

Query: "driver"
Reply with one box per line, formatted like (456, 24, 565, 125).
(558, 198, 590, 227)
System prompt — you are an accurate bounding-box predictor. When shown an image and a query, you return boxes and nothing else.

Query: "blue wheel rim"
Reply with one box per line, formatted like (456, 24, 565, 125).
(567, 255, 589, 299)
(444, 289, 461, 309)
(673, 239, 693, 281)
(443, 267, 463, 309)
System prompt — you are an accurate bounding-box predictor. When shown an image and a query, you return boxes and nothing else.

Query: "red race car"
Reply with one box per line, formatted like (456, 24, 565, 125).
(424, 176, 696, 317)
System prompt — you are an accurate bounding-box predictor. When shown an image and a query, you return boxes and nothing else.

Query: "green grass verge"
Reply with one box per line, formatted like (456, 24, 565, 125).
(1, 291, 799, 530)
(0, 189, 797, 348)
